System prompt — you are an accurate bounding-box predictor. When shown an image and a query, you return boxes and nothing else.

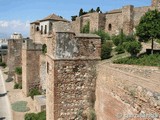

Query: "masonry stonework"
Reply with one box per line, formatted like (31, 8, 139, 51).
(72, 0, 160, 35)
(46, 32, 101, 120)
(7, 39, 23, 75)
(22, 39, 42, 96)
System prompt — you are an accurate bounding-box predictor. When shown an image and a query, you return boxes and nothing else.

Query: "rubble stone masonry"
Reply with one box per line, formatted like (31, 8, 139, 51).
(46, 32, 101, 120)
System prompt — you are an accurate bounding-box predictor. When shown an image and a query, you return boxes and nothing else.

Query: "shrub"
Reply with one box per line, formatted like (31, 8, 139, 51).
(115, 45, 125, 54)
(25, 111, 46, 120)
(29, 88, 41, 99)
(42, 44, 47, 54)
(93, 29, 110, 44)
(101, 41, 112, 60)
(88, 109, 96, 120)
(81, 21, 90, 33)
(123, 41, 142, 57)
(14, 83, 19, 89)
(15, 67, 22, 75)
(14, 83, 22, 89)
(113, 54, 160, 66)
(0, 62, 6, 68)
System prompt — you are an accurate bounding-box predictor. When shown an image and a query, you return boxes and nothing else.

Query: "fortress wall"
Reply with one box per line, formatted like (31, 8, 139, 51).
(95, 63, 160, 120)
(7, 39, 23, 75)
(105, 12, 123, 35)
(133, 6, 151, 27)
(22, 39, 42, 96)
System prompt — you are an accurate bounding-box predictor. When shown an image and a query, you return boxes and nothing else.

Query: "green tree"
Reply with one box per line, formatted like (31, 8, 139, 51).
(71, 15, 77, 21)
(96, 7, 101, 13)
(101, 41, 112, 59)
(89, 8, 95, 13)
(79, 8, 83, 16)
(112, 30, 128, 46)
(136, 9, 160, 54)
(93, 29, 110, 44)
(123, 41, 142, 57)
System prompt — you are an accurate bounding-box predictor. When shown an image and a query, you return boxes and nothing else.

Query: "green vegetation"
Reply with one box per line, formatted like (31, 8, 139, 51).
(113, 54, 160, 66)
(101, 41, 112, 60)
(115, 45, 125, 54)
(42, 44, 47, 54)
(15, 67, 22, 75)
(136, 9, 160, 54)
(123, 41, 142, 57)
(88, 109, 96, 120)
(0, 62, 6, 68)
(14, 82, 22, 89)
(93, 29, 110, 44)
(29, 88, 41, 99)
(25, 111, 46, 120)
(11, 101, 30, 112)
(81, 21, 90, 33)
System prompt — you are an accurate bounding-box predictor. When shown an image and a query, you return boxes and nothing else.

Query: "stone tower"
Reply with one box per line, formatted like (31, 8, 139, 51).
(45, 22, 101, 120)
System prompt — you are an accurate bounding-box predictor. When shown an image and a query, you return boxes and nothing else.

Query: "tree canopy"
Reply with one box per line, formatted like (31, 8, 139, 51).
(136, 9, 160, 54)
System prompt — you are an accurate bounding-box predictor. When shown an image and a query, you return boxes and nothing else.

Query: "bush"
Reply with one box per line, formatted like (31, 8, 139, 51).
(25, 111, 46, 120)
(0, 62, 6, 68)
(115, 45, 125, 54)
(14, 83, 22, 89)
(81, 21, 90, 33)
(14, 83, 19, 89)
(93, 30, 110, 44)
(101, 41, 112, 60)
(29, 88, 41, 99)
(15, 67, 22, 75)
(123, 41, 142, 57)
(42, 44, 47, 54)
(113, 54, 160, 66)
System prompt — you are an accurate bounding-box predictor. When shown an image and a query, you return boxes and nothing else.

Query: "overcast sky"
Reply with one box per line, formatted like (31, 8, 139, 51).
(0, 0, 151, 38)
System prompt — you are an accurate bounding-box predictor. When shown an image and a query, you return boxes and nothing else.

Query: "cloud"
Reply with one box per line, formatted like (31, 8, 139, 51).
(0, 20, 30, 38)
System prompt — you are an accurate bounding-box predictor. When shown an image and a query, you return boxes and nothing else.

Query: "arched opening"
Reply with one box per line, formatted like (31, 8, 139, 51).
(36, 27, 39, 31)
(108, 24, 112, 31)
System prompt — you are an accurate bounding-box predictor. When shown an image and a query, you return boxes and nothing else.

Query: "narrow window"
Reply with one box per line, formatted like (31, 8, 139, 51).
(36, 27, 39, 31)
(47, 62, 49, 74)
(108, 24, 112, 31)
(41, 26, 43, 34)
(44, 25, 47, 34)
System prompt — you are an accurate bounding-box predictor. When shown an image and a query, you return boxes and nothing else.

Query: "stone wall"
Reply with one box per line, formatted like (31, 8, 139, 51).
(95, 63, 160, 120)
(46, 32, 101, 120)
(39, 54, 46, 91)
(7, 39, 23, 75)
(22, 39, 42, 96)
(71, 0, 160, 36)
(133, 6, 151, 27)
(105, 12, 123, 35)
(46, 59, 98, 120)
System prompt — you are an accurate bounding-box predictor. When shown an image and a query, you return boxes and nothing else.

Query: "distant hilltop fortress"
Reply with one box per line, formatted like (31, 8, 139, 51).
(30, 0, 160, 37)
(72, 0, 160, 35)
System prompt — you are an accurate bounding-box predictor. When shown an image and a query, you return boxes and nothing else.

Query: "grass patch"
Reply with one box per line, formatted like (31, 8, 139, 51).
(113, 54, 160, 66)
(11, 101, 30, 112)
